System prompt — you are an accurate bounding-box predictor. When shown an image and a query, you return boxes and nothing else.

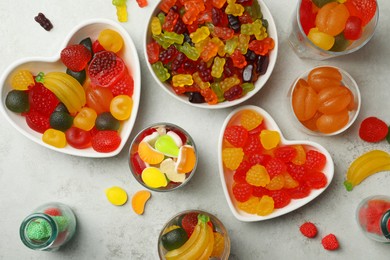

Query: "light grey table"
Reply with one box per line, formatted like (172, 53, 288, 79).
(0, 0, 389, 259)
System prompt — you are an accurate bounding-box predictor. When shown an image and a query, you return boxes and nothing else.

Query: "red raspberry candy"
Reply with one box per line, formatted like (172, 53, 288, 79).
(110, 72, 134, 97)
(181, 212, 198, 237)
(233, 160, 252, 183)
(248, 152, 272, 166)
(345, 0, 377, 26)
(25, 110, 50, 133)
(288, 183, 311, 199)
(232, 183, 253, 202)
(359, 117, 388, 143)
(299, 222, 318, 238)
(252, 186, 269, 197)
(44, 208, 62, 216)
(29, 82, 59, 117)
(321, 234, 339, 251)
(304, 171, 327, 189)
(265, 158, 287, 178)
(243, 134, 263, 154)
(269, 190, 291, 209)
(91, 130, 121, 153)
(224, 125, 249, 147)
(304, 150, 326, 171)
(286, 163, 307, 182)
(275, 146, 297, 163)
(61, 44, 92, 72)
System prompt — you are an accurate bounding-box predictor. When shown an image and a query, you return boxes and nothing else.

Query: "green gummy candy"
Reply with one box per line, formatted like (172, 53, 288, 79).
(26, 219, 52, 241)
(112, 0, 127, 6)
(53, 216, 69, 232)
(330, 34, 350, 52)
(152, 62, 170, 82)
(312, 0, 336, 8)
(155, 135, 179, 157)
(344, 181, 353, 192)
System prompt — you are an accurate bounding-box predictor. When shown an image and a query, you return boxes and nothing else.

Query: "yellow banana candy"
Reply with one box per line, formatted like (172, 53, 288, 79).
(165, 214, 213, 260)
(344, 150, 390, 191)
(35, 71, 86, 115)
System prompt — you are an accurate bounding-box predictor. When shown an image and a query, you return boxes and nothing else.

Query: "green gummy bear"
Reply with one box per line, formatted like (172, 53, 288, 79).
(152, 62, 170, 82)
(178, 42, 200, 61)
(112, 0, 127, 7)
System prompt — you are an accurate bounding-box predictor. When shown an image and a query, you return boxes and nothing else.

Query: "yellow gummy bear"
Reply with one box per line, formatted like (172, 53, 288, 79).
(116, 5, 128, 22)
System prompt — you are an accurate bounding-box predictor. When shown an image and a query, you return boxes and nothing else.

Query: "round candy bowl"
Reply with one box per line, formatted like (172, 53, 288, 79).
(0, 19, 141, 158)
(128, 123, 198, 192)
(287, 65, 361, 136)
(144, 0, 278, 109)
(157, 210, 230, 259)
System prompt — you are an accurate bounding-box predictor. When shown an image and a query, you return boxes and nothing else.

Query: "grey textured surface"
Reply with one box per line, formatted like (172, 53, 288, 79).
(0, 0, 390, 259)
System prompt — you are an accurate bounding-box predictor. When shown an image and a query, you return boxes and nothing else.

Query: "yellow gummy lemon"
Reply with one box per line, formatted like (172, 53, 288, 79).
(105, 186, 128, 206)
(142, 167, 168, 188)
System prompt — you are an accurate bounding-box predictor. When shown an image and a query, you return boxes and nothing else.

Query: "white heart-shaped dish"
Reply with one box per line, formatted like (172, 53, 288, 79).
(0, 19, 141, 158)
(218, 105, 334, 222)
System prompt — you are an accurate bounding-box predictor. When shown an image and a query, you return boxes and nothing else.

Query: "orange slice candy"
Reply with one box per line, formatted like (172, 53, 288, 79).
(138, 141, 165, 165)
(132, 190, 151, 215)
(176, 145, 197, 174)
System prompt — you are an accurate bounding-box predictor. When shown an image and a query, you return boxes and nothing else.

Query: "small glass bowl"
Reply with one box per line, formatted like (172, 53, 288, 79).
(157, 210, 231, 259)
(128, 123, 198, 192)
(287, 65, 361, 136)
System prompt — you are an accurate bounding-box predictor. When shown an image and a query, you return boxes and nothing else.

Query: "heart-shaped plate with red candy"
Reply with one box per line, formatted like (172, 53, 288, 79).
(218, 105, 334, 222)
(0, 19, 141, 158)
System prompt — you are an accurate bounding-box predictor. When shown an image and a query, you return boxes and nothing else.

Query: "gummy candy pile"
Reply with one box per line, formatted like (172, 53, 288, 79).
(159, 212, 226, 259)
(300, 0, 377, 51)
(146, 0, 275, 104)
(291, 66, 356, 134)
(221, 109, 328, 216)
(5, 29, 135, 153)
(130, 125, 197, 190)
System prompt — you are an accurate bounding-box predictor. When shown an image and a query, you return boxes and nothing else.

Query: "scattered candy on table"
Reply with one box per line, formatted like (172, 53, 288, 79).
(147, 0, 274, 104)
(131, 190, 152, 215)
(34, 13, 53, 31)
(105, 186, 128, 206)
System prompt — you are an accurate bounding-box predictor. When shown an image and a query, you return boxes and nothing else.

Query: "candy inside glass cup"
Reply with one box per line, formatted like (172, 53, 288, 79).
(128, 123, 198, 192)
(144, 0, 278, 109)
(288, 0, 379, 60)
(157, 210, 230, 259)
(288, 66, 361, 136)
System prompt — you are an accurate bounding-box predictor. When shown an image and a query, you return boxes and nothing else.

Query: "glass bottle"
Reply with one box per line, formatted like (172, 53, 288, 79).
(19, 202, 76, 251)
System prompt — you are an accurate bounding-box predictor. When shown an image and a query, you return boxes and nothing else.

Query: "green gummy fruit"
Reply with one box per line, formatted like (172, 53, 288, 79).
(5, 90, 29, 113)
(312, 0, 337, 8)
(161, 227, 188, 251)
(155, 135, 179, 157)
(329, 33, 350, 52)
(66, 68, 86, 85)
(50, 111, 74, 131)
(95, 112, 120, 131)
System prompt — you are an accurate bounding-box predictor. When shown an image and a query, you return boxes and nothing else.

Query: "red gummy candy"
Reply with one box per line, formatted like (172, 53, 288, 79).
(136, 0, 148, 7)
(232, 183, 253, 202)
(265, 158, 287, 178)
(286, 163, 307, 182)
(92, 40, 105, 53)
(304, 171, 327, 189)
(25, 110, 50, 134)
(269, 190, 291, 209)
(300, 222, 318, 238)
(243, 134, 263, 154)
(224, 125, 249, 147)
(321, 234, 339, 251)
(61, 44, 92, 72)
(304, 150, 326, 171)
(29, 82, 59, 117)
(181, 212, 199, 237)
(274, 146, 297, 163)
(299, 0, 317, 35)
(91, 130, 121, 153)
(233, 160, 252, 183)
(345, 0, 377, 26)
(44, 208, 62, 216)
(146, 41, 161, 64)
(288, 183, 311, 199)
(252, 186, 269, 197)
(110, 72, 134, 97)
(359, 117, 388, 143)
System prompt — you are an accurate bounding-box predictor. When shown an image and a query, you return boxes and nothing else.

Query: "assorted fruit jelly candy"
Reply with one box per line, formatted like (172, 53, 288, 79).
(212, 0, 227, 9)
(266, 174, 285, 190)
(34, 12, 53, 31)
(292, 79, 319, 121)
(317, 86, 351, 114)
(237, 196, 260, 214)
(49, 111, 73, 131)
(248, 37, 275, 56)
(282, 172, 299, 189)
(161, 158, 186, 182)
(131, 190, 151, 215)
(65, 127, 92, 149)
(304, 171, 327, 189)
(131, 152, 147, 175)
(163, 9, 179, 32)
(212, 26, 234, 40)
(222, 147, 244, 170)
(220, 75, 240, 92)
(10, 70, 34, 90)
(292, 145, 306, 165)
(147, 41, 161, 64)
(151, 17, 162, 36)
(225, 0, 245, 16)
(240, 110, 263, 131)
(142, 167, 168, 188)
(98, 29, 124, 53)
(211, 57, 226, 79)
(315, 2, 349, 36)
(178, 42, 200, 61)
(211, 82, 225, 102)
(265, 158, 287, 178)
(110, 71, 134, 97)
(176, 145, 197, 174)
(245, 164, 270, 187)
(345, 0, 377, 26)
(138, 141, 165, 165)
(242, 64, 254, 82)
(200, 41, 219, 62)
(112, 0, 127, 6)
(73, 107, 97, 131)
(92, 130, 121, 152)
(224, 85, 243, 101)
(172, 74, 193, 87)
(152, 61, 170, 82)
(42, 128, 67, 148)
(308, 66, 342, 92)
(88, 51, 125, 88)
(110, 95, 133, 120)
(274, 146, 298, 163)
(236, 34, 250, 54)
(61, 44, 92, 72)
(300, 0, 317, 35)
(190, 26, 210, 43)
(224, 36, 239, 55)
(211, 232, 225, 258)
(105, 186, 128, 206)
(243, 134, 262, 154)
(241, 20, 262, 35)
(160, 45, 179, 64)
(359, 117, 389, 143)
(5, 90, 30, 113)
(155, 135, 180, 157)
(159, 0, 177, 13)
(257, 195, 275, 216)
(116, 4, 128, 22)
(304, 150, 326, 170)
(200, 87, 218, 104)
(233, 182, 253, 202)
(223, 125, 249, 147)
(316, 109, 349, 133)
(136, 0, 148, 8)
(307, 28, 335, 50)
(85, 85, 113, 115)
(95, 112, 120, 131)
(260, 130, 280, 150)
(230, 49, 247, 69)
(344, 16, 363, 40)
(270, 190, 291, 209)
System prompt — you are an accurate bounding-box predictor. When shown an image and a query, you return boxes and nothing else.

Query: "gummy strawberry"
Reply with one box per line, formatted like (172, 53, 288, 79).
(304, 171, 327, 189)
(110, 72, 134, 97)
(232, 183, 253, 202)
(359, 117, 388, 143)
(288, 183, 311, 199)
(269, 190, 291, 209)
(88, 51, 126, 88)
(25, 110, 50, 133)
(265, 158, 287, 178)
(275, 146, 297, 163)
(304, 150, 326, 171)
(345, 0, 377, 26)
(224, 125, 249, 147)
(300, 222, 318, 238)
(61, 44, 92, 72)
(29, 82, 59, 117)
(321, 234, 339, 251)
(44, 208, 62, 216)
(91, 130, 121, 153)
(180, 212, 198, 237)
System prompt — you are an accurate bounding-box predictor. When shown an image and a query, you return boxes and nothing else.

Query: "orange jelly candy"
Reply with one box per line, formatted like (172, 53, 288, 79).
(307, 66, 342, 92)
(315, 2, 350, 36)
(292, 79, 319, 121)
(316, 109, 349, 134)
(317, 85, 352, 114)
(176, 145, 197, 174)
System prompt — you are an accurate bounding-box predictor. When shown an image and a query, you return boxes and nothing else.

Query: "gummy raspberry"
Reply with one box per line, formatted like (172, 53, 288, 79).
(269, 190, 291, 209)
(240, 110, 263, 131)
(181, 212, 198, 237)
(246, 165, 270, 187)
(233, 183, 253, 202)
(61, 44, 92, 72)
(304, 150, 326, 171)
(248, 152, 272, 166)
(44, 208, 62, 216)
(91, 130, 121, 153)
(288, 183, 311, 199)
(110, 72, 134, 97)
(252, 186, 269, 197)
(224, 125, 249, 147)
(88, 51, 126, 88)
(304, 171, 327, 189)
(359, 117, 388, 143)
(237, 196, 260, 214)
(243, 134, 263, 154)
(275, 146, 297, 163)
(300, 222, 318, 238)
(34, 13, 53, 31)
(29, 82, 59, 117)
(321, 234, 339, 251)
(266, 174, 285, 191)
(286, 163, 307, 182)
(222, 147, 244, 170)
(234, 160, 252, 183)
(265, 158, 287, 178)
(25, 110, 50, 133)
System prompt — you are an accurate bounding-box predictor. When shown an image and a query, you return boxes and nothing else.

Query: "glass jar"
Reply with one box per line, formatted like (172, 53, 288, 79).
(19, 202, 77, 251)
(356, 195, 390, 243)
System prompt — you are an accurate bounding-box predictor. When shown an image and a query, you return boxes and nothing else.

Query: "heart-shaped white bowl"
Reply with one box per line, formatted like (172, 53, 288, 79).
(218, 105, 334, 222)
(0, 19, 141, 158)
(144, 0, 278, 109)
